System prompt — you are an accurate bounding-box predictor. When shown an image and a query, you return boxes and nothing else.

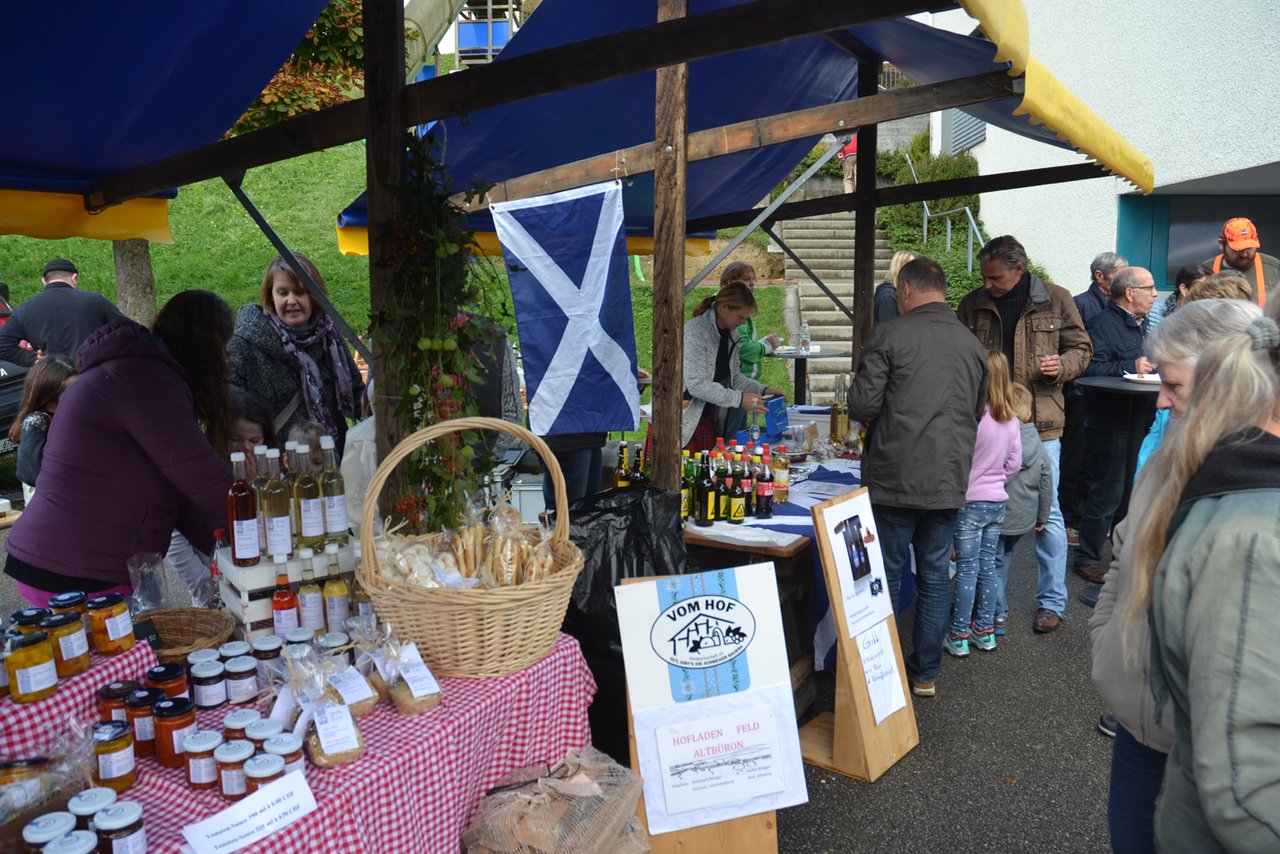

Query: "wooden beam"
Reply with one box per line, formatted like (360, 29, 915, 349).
(851, 57, 879, 363)
(87, 0, 949, 209)
(365, 0, 408, 498)
(469, 71, 1016, 209)
(651, 0, 688, 493)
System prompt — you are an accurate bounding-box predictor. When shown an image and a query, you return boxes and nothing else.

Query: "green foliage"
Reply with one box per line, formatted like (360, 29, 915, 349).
(714, 226, 771, 250)
(789, 143, 845, 181)
(876, 130, 980, 238)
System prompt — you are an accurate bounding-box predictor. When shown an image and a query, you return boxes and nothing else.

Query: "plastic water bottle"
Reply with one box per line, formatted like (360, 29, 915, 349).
(799, 320, 811, 354)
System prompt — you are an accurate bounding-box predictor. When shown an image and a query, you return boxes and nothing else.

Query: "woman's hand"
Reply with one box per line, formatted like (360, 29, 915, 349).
(763, 387, 785, 399)
(741, 392, 767, 413)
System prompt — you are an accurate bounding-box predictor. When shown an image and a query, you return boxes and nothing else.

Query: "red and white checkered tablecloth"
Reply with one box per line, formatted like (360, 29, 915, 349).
(0, 642, 159, 757)
(124, 633, 595, 854)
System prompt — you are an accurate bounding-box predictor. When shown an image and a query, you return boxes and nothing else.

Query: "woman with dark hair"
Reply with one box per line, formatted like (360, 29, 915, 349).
(229, 385, 277, 478)
(229, 253, 364, 452)
(9, 355, 77, 502)
(682, 281, 784, 453)
(1146, 263, 1213, 332)
(3, 291, 235, 606)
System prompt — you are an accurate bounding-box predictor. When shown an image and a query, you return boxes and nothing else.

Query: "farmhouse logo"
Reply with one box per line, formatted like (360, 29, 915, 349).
(650, 595, 756, 669)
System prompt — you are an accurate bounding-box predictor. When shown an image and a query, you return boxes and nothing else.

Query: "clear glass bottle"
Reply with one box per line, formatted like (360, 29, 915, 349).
(296, 548, 325, 633)
(351, 543, 374, 619)
(293, 443, 325, 550)
(261, 449, 292, 558)
(250, 444, 270, 553)
(318, 436, 349, 545)
(227, 452, 260, 567)
(322, 544, 349, 633)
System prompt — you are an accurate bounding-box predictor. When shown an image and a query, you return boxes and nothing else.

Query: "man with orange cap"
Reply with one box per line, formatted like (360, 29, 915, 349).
(1205, 217, 1279, 307)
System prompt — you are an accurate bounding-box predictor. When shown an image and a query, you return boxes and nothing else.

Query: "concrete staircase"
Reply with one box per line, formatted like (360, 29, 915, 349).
(776, 210, 892, 404)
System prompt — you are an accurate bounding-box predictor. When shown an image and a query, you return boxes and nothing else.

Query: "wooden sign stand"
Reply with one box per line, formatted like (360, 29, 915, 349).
(798, 489, 919, 782)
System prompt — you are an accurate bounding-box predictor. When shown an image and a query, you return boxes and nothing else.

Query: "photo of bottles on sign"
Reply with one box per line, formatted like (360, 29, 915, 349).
(816, 489, 893, 639)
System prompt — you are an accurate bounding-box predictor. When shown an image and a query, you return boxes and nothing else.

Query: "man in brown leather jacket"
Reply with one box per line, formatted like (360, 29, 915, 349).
(956, 236, 1091, 634)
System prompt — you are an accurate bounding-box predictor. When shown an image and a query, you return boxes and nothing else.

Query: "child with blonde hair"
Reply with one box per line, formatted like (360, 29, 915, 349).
(946, 351, 1021, 656)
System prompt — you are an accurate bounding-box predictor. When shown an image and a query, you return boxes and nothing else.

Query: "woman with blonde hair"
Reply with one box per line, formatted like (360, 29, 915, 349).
(875, 250, 916, 323)
(1123, 300, 1280, 851)
(681, 281, 784, 452)
(719, 260, 781, 441)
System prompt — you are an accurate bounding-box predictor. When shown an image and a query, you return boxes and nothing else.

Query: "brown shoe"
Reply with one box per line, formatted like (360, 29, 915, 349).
(1066, 527, 1081, 547)
(1074, 562, 1106, 584)
(1033, 609, 1062, 633)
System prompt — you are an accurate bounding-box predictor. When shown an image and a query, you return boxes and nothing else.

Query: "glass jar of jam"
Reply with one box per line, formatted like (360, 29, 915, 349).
(214, 740, 254, 802)
(21, 810, 75, 852)
(48, 591, 88, 632)
(190, 661, 227, 709)
(97, 680, 138, 723)
(146, 663, 189, 699)
(221, 708, 261, 743)
(263, 732, 305, 776)
(85, 594, 134, 655)
(92, 721, 136, 794)
(10, 607, 51, 634)
(252, 634, 283, 691)
(243, 753, 285, 794)
(218, 640, 251, 662)
(92, 801, 145, 854)
(67, 786, 116, 831)
(224, 656, 258, 704)
(186, 648, 220, 669)
(124, 688, 164, 758)
(40, 829, 98, 854)
(153, 697, 197, 769)
(0, 628, 17, 698)
(316, 631, 351, 664)
(40, 612, 89, 679)
(6, 631, 58, 703)
(183, 731, 223, 790)
(284, 627, 315, 646)
(244, 719, 283, 752)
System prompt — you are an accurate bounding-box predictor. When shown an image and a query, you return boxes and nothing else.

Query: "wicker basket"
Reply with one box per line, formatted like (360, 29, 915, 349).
(357, 417, 584, 678)
(141, 607, 237, 665)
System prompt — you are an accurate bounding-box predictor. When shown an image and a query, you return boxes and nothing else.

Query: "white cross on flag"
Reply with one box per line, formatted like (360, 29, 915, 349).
(492, 181, 640, 436)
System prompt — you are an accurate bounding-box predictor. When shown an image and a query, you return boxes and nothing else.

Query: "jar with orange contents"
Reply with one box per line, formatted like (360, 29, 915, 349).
(6, 631, 58, 703)
(124, 688, 164, 758)
(85, 594, 134, 655)
(39, 612, 89, 678)
(9, 608, 50, 635)
(153, 697, 197, 770)
(183, 731, 223, 790)
(145, 663, 188, 699)
(92, 721, 136, 794)
(48, 591, 88, 633)
(0, 627, 18, 699)
(97, 680, 137, 723)
(243, 754, 284, 794)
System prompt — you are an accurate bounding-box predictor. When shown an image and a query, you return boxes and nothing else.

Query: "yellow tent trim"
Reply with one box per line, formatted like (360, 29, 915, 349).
(958, 0, 1029, 75)
(0, 190, 173, 243)
(336, 224, 711, 258)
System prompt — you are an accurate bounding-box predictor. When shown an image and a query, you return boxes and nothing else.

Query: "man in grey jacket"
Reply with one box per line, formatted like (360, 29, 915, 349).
(848, 256, 987, 697)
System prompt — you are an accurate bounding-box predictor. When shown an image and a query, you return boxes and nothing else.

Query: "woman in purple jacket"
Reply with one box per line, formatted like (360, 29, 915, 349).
(4, 291, 235, 606)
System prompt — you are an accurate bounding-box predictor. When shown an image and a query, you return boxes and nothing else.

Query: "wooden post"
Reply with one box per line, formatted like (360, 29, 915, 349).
(851, 56, 880, 362)
(365, 0, 408, 489)
(651, 0, 688, 492)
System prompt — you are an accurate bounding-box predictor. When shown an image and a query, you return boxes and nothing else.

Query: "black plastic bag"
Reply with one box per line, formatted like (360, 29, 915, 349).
(562, 486, 687, 764)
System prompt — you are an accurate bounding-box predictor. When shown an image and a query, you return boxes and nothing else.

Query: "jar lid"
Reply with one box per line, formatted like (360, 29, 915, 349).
(244, 719, 283, 741)
(92, 801, 143, 832)
(147, 663, 185, 684)
(67, 786, 117, 816)
(263, 732, 303, 756)
(47, 591, 86, 609)
(93, 721, 131, 745)
(0, 757, 48, 774)
(98, 680, 139, 701)
(284, 643, 312, 660)
(224, 655, 257, 675)
(183, 731, 223, 754)
(8, 629, 48, 649)
(219, 640, 251, 658)
(10, 607, 50, 626)
(214, 740, 255, 763)
(252, 635, 283, 652)
(190, 661, 225, 680)
(38, 612, 80, 629)
(317, 631, 348, 649)
(222, 708, 262, 730)
(186, 648, 220, 667)
(154, 697, 195, 718)
(124, 687, 166, 708)
(244, 753, 285, 778)
(85, 593, 124, 610)
(284, 627, 314, 644)
(22, 810, 75, 844)
(41, 830, 99, 854)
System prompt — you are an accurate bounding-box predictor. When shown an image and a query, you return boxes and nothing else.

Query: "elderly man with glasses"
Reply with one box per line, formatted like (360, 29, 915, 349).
(1072, 266, 1158, 583)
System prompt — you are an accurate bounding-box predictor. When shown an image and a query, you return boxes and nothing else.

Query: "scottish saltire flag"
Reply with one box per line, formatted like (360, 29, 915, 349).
(492, 181, 640, 435)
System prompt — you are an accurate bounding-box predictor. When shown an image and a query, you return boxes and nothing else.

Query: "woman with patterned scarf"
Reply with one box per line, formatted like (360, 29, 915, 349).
(229, 253, 365, 456)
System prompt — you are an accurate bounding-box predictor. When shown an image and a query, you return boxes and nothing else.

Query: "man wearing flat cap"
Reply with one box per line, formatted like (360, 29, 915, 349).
(1204, 217, 1280, 307)
(0, 259, 125, 367)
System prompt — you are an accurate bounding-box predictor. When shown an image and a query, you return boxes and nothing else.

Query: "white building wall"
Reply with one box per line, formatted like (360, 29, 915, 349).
(923, 2, 1280, 292)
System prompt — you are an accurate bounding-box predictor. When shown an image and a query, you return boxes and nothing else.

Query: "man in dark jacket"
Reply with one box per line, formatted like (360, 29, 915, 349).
(1074, 266, 1157, 582)
(849, 256, 987, 698)
(0, 259, 124, 366)
(956, 236, 1092, 634)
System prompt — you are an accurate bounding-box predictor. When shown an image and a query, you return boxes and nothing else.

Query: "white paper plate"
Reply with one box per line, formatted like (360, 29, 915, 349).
(1123, 372, 1161, 384)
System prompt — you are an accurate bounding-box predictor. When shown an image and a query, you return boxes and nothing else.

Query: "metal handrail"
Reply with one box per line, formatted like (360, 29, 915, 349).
(903, 151, 986, 273)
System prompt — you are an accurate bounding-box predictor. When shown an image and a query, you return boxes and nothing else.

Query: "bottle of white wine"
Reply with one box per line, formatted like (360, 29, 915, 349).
(318, 436, 349, 546)
(293, 444, 325, 550)
(296, 548, 325, 633)
(261, 449, 292, 558)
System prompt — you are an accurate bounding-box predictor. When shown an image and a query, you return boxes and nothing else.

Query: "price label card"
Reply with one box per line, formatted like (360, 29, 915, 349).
(183, 770, 317, 854)
(400, 661, 440, 700)
(327, 666, 375, 705)
(313, 704, 359, 755)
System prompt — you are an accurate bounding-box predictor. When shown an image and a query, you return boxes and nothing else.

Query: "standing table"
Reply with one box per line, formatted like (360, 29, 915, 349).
(1075, 375, 1159, 520)
(764, 349, 853, 405)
